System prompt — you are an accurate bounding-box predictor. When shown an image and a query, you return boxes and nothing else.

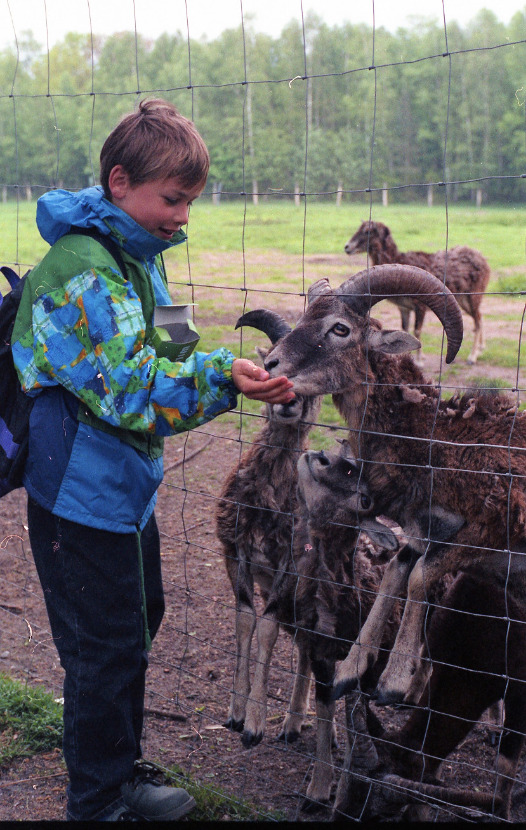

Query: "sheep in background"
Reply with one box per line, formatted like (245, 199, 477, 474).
(345, 220, 490, 364)
(257, 263, 526, 720)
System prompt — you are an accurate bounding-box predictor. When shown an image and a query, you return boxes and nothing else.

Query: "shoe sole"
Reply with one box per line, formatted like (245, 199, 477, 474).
(152, 794, 197, 821)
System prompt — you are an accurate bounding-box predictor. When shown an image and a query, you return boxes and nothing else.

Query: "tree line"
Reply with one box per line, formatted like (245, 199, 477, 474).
(0, 8, 525, 204)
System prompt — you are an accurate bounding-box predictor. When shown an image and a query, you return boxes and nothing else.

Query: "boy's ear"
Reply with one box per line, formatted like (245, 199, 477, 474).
(107, 165, 130, 200)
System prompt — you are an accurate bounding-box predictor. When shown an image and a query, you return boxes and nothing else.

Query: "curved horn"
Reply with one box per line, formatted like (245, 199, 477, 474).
(336, 264, 463, 364)
(235, 309, 292, 344)
(308, 278, 332, 304)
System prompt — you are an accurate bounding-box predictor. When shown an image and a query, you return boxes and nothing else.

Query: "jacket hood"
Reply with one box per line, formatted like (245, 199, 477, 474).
(36, 186, 187, 260)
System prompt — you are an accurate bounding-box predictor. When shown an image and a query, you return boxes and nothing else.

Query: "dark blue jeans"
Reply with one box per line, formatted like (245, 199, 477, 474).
(27, 497, 165, 821)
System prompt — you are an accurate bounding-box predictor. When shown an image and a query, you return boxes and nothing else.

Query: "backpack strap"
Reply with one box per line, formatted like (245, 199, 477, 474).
(69, 226, 129, 282)
(1, 265, 22, 292)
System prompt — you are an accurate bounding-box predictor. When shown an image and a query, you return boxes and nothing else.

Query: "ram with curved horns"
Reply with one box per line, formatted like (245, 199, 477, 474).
(247, 262, 526, 744)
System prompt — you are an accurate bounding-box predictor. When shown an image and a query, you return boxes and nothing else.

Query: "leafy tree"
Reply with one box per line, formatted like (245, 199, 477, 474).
(0, 14, 524, 203)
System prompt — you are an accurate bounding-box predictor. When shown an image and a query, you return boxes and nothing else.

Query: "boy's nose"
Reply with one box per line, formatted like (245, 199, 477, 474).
(173, 204, 189, 226)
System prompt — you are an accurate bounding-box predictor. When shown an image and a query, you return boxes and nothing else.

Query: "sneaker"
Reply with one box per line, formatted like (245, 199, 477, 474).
(121, 760, 196, 822)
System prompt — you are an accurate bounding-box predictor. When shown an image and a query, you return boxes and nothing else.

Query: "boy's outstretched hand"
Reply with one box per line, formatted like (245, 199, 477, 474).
(232, 358, 295, 405)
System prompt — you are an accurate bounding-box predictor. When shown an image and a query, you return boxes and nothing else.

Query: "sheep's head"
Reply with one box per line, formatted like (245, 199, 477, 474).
(235, 307, 321, 425)
(345, 220, 390, 256)
(297, 440, 399, 550)
(261, 264, 463, 396)
(297, 441, 371, 518)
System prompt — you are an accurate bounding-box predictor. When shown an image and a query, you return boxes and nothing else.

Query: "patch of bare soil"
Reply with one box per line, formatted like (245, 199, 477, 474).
(1, 281, 526, 822)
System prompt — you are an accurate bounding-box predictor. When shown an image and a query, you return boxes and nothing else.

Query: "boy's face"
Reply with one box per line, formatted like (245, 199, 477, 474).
(108, 165, 204, 241)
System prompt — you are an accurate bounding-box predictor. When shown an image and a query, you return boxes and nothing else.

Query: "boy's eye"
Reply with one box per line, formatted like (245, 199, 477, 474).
(164, 197, 194, 207)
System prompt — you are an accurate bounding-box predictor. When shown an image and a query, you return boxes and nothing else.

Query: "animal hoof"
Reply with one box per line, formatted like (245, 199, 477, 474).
(300, 795, 330, 814)
(331, 677, 356, 701)
(277, 729, 301, 743)
(224, 717, 244, 733)
(241, 729, 263, 749)
(372, 687, 405, 706)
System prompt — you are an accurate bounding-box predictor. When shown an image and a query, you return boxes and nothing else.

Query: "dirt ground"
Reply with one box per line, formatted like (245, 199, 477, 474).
(1, 270, 526, 822)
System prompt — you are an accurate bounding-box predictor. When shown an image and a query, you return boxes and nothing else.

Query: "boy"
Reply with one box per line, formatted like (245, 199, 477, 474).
(11, 99, 294, 821)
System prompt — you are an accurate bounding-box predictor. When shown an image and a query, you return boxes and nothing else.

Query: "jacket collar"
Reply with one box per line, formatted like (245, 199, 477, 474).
(36, 186, 187, 260)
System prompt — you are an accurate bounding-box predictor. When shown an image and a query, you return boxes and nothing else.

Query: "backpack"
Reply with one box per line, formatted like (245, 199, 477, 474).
(0, 228, 130, 497)
(0, 266, 32, 496)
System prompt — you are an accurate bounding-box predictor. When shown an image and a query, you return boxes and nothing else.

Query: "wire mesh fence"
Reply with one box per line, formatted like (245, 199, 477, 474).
(1, 0, 526, 822)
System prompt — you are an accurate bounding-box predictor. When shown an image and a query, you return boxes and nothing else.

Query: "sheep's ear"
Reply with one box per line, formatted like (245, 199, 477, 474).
(256, 345, 268, 361)
(366, 328, 421, 355)
(360, 519, 399, 551)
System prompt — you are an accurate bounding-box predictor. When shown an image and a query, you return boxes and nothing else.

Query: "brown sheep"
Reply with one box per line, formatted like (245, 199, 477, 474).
(215, 309, 322, 749)
(258, 264, 526, 717)
(332, 573, 526, 821)
(284, 440, 401, 807)
(345, 220, 490, 364)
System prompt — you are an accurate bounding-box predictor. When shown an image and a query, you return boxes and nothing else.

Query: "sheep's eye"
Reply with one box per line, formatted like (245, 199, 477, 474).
(331, 322, 350, 337)
(360, 494, 372, 510)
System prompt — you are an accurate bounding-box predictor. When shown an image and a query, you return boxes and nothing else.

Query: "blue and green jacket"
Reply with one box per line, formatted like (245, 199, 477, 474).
(11, 186, 238, 532)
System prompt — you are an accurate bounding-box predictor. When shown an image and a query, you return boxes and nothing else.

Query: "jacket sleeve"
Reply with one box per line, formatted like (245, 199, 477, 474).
(12, 263, 239, 436)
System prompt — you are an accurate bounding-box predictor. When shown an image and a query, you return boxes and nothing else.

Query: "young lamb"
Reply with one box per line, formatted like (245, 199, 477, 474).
(215, 308, 322, 750)
(255, 262, 526, 712)
(285, 438, 401, 806)
(345, 220, 490, 364)
(332, 572, 526, 822)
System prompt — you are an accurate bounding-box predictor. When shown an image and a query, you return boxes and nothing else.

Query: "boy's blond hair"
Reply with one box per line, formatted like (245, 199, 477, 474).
(100, 98, 210, 197)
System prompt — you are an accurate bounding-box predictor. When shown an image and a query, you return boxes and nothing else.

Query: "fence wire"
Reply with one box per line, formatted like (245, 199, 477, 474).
(1, 0, 526, 822)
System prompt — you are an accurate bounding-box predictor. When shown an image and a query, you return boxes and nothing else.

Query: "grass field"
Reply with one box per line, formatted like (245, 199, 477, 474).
(1, 198, 525, 437)
(1, 199, 525, 273)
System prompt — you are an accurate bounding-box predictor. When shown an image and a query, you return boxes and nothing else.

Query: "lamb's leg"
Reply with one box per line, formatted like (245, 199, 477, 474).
(225, 598, 257, 732)
(332, 690, 380, 820)
(279, 639, 312, 742)
(303, 658, 337, 809)
(374, 555, 432, 705)
(224, 550, 257, 732)
(332, 548, 416, 700)
(241, 611, 280, 747)
(303, 697, 336, 808)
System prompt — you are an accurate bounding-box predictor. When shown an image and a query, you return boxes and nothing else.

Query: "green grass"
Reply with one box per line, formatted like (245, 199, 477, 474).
(3, 197, 520, 433)
(0, 674, 283, 820)
(165, 765, 285, 821)
(0, 673, 63, 765)
(1, 199, 525, 275)
(1, 197, 524, 405)
(420, 329, 526, 372)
